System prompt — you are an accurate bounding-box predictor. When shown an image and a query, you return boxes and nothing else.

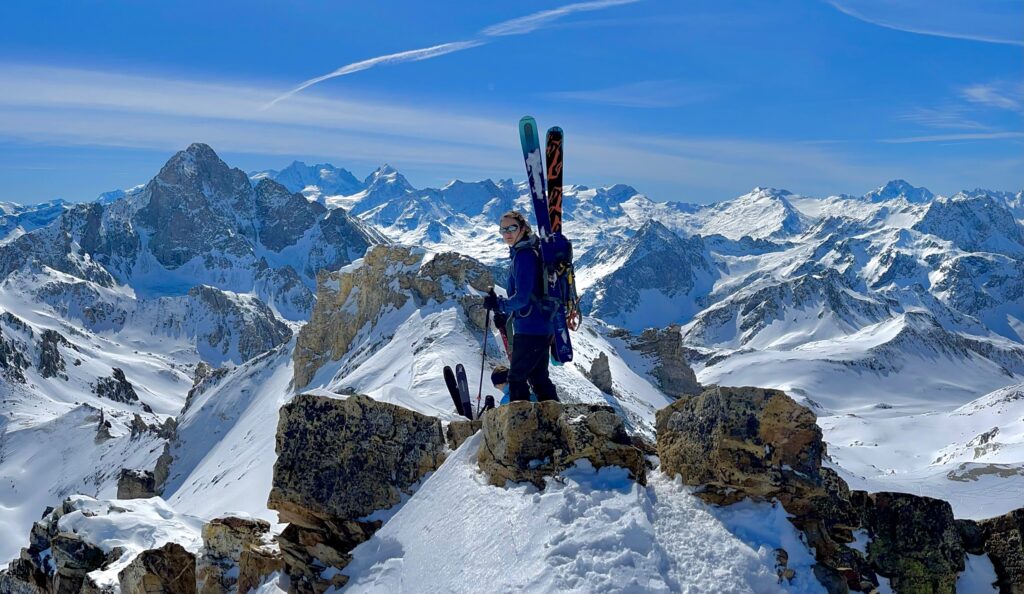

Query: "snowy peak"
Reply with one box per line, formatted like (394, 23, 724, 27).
(566, 184, 643, 221)
(913, 190, 1024, 256)
(155, 142, 237, 188)
(0, 199, 67, 243)
(579, 221, 715, 331)
(438, 178, 508, 217)
(363, 164, 412, 190)
(697, 187, 806, 240)
(865, 179, 935, 203)
(253, 160, 364, 197)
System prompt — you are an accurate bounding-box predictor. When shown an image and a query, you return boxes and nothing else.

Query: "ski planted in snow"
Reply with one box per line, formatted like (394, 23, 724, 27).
(519, 116, 574, 363)
(455, 363, 473, 420)
(443, 365, 466, 418)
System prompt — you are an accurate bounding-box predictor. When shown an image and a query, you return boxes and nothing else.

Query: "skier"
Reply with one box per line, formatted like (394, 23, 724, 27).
(490, 365, 538, 405)
(483, 211, 560, 403)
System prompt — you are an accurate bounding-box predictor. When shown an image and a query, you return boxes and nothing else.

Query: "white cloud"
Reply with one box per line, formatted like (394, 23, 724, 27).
(545, 80, 714, 108)
(881, 131, 1024, 143)
(961, 83, 1022, 111)
(481, 0, 640, 36)
(2, 62, 984, 201)
(828, 0, 1024, 46)
(899, 106, 991, 130)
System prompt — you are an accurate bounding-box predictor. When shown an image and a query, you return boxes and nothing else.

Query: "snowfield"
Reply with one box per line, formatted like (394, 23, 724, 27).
(339, 434, 825, 594)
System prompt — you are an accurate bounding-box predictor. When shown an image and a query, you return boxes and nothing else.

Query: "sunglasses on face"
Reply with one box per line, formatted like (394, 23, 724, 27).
(499, 224, 520, 234)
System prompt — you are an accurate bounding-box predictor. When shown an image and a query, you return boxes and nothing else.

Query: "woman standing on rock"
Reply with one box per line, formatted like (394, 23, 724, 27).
(483, 211, 560, 403)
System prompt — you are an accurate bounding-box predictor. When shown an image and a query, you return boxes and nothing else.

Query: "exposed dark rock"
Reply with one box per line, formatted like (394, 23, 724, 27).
(237, 546, 284, 594)
(625, 325, 701, 398)
(198, 517, 277, 594)
(51, 533, 108, 594)
(117, 469, 157, 499)
(268, 393, 446, 594)
(94, 367, 140, 404)
(38, 329, 70, 379)
(588, 351, 613, 393)
(0, 315, 32, 383)
(478, 401, 646, 488)
(445, 419, 483, 450)
(118, 541, 197, 594)
(184, 364, 229, 413)
(187, 285, 292, 362)
(854, 491, 964, 594)
(978, 508, 1024, 594)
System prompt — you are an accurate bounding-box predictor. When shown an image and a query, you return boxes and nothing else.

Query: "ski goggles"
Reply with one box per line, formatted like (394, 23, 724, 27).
(499, 224, 520, 234)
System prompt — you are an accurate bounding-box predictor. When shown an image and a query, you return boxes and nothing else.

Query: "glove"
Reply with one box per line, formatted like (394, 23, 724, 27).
(483, 288, 499, 312)
(493, 310, 509, 328)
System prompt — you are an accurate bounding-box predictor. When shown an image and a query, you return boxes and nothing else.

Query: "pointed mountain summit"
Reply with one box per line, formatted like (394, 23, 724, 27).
(350, 164, 416, 215)
(864, 179, 935, 203)
(578, 220, 716, 331)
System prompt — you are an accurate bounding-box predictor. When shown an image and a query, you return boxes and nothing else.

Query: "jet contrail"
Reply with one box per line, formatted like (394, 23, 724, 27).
(482, 0, 640, 37)
(265, 40, 483, 109)
(266, 0, 641, 107)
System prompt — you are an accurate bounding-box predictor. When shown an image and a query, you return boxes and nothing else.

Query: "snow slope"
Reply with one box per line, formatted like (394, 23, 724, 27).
(340, 434, 825, 594)
(823, 383, 1024, 519)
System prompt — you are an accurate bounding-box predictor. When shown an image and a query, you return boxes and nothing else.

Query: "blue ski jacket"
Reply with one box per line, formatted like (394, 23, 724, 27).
(497, 235, 555, 336)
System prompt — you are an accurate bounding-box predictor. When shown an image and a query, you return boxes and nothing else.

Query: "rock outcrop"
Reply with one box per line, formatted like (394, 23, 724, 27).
(119, 542, 196, 594)
(268, 393, 446, 593)
(851, 491, 964, 594)
(654, 385, 1024, 593)
(619, 325, 701, 398)
(977, 509, 1024, 593)
(197, 517, 280, 594)
(94, 367, 140, 404)
(588, 351, 613, 393)
(293, 245, 493, 388)
(0, 499, 119, 594)
(186, 285, 293, 363)
(478, 401, 646, 488)
(445, 419, 483, 450)
(656, 386, 830, 509)
(656, 386, 867, 590)
(117, 469, 157, 499)
(0, 313, 32, 383)
(38, 329, 70, 379)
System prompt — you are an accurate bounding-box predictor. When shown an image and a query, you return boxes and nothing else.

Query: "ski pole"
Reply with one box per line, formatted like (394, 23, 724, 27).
(477, 308, 489, 411)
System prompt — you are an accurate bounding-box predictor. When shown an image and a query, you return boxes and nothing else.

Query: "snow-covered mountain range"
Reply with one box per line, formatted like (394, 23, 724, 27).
(2, 143, 1022, 592)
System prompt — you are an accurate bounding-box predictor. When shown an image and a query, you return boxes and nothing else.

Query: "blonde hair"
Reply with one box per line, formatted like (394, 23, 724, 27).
(500, 210, 532, 238)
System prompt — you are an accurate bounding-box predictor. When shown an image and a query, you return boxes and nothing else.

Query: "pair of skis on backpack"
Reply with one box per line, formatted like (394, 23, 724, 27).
(518, 116, 581, 364)
(444, 364, 493, 421)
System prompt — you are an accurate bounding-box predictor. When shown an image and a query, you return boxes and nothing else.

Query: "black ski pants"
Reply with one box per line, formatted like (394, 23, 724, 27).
(508, 333, 559, 402)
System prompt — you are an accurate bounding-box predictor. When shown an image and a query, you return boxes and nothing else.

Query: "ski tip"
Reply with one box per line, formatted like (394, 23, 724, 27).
(519, 116, 537, 138)
(547, 126, 563, 137)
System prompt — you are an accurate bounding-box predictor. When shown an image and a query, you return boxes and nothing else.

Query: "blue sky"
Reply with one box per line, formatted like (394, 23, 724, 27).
(1, 0, 1021, 204)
